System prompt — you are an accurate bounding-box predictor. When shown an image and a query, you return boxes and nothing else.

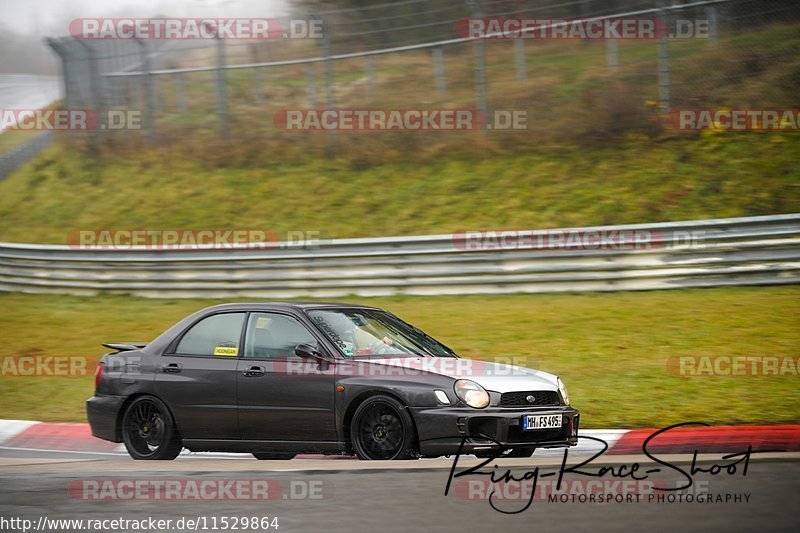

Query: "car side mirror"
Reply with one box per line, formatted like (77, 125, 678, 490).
(295, 343, 327, 361)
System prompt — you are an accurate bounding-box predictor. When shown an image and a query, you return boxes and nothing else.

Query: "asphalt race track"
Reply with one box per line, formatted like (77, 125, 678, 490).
(1, 447, 798, 532)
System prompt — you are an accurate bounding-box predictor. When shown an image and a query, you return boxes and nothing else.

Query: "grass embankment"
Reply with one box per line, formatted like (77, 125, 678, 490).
(0, 23, 797, 242)
(0, 133, 797, 243)
(0, 287, 797, 426)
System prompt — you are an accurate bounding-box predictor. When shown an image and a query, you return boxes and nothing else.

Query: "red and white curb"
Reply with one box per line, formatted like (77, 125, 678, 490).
(1, 420, 798, 458)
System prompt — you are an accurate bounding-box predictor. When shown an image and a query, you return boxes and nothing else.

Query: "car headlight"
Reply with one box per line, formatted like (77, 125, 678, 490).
(557, 377, 570, 406)
(454, 379, 490, 409)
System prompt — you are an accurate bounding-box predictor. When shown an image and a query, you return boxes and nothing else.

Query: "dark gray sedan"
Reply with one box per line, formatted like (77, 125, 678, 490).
(88, 302, 579, 460)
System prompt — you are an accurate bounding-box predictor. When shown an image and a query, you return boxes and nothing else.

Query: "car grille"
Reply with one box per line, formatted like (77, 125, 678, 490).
(499, 390, 560, 408)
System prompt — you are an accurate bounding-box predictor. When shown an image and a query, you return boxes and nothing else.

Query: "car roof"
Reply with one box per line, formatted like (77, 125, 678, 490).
(197, 302, 383, 313)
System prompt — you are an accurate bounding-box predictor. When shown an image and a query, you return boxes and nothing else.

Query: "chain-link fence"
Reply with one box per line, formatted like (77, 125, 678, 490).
(44, 0, 799, 151)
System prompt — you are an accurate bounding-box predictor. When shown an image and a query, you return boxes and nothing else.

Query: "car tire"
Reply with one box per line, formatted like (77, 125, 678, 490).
(350, 395, 417, 460)
(121, 395, 182, 460)
(252, 453, 296, 460)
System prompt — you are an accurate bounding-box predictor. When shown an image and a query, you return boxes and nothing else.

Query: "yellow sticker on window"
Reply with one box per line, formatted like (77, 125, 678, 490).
(213, 346, 238, 357)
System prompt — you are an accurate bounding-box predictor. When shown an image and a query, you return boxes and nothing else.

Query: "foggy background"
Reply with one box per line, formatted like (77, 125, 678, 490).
(0, 0, 289, 74)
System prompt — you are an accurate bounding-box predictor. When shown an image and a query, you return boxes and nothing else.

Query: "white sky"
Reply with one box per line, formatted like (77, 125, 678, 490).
(0, 0, 290, 36)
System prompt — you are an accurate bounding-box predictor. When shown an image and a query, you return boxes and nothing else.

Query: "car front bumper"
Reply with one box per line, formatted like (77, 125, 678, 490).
(411, 405, 579, 456)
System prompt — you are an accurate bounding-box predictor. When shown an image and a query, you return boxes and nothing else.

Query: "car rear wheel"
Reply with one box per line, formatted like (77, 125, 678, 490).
(350, 395, 417, 460)
(121, 396, 182, 460)
(253, 453, 296, 460)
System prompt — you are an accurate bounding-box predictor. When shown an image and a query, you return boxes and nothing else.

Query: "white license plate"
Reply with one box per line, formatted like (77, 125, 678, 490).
(523, 414, 562, 430)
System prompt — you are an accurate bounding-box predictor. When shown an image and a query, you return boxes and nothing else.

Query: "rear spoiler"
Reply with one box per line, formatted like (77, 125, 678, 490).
(102, 342, 148, 352)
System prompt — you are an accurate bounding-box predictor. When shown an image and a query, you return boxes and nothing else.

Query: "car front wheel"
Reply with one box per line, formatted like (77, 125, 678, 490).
(350, 395, 417, 460)
(121, 396, 182, 460)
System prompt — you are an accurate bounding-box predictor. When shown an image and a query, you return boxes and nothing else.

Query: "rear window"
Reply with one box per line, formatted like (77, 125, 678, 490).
(175, 313, 245, 356)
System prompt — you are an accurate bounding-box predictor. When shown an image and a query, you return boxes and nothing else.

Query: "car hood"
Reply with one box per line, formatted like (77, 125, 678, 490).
(351, 356, 559, 393)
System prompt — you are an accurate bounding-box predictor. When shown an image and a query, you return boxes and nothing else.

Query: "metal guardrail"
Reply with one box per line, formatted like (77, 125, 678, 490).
(0, 214, 797, 298)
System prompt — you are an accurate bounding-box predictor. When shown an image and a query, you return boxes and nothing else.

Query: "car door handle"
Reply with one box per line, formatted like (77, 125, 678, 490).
(243, 365, 265, 377)
(162, 363, 182, 373)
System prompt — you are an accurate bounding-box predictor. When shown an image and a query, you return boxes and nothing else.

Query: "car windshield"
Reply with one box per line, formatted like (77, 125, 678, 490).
(307, 309, 455, 358)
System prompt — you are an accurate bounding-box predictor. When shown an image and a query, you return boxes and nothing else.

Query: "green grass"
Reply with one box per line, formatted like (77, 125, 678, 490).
(0, 287, 797, 427)
(0, 132, 797, 243)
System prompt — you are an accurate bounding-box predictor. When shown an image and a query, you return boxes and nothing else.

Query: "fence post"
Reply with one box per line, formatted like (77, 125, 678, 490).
(253, 68, 264, 106)
(706, 6, 719, 43)
(77, 41, 103, 148)
(215, 36, 229, 137)
(432, 48, 446, 97)
(251, 44, 263, 106)
(365, 56, 375, 101)
(115, 41, 128, 107)
(175, 72, 188, 115)
(319, 16, 336, 147)
(321, 17, 335, 111)
(514, 39, 526, 81)
(306, 64, 317, 108)
(45, 39, 72, 109)
(606, 38, 619, 71)
(657, 0, 671, 113)
(135, 38, 156, 142)
(468, 0, 488, 122)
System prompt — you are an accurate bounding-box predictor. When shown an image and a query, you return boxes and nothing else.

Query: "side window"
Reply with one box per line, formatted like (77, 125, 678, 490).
(175, 313, 245, 357)
(244, 313, 318, 359)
